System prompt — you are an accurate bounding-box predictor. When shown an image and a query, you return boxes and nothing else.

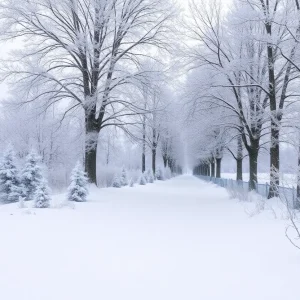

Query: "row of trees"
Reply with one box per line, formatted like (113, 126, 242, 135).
(184, 0, 300, 198)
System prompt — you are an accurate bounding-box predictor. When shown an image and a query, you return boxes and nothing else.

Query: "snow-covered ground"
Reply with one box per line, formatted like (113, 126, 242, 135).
(0, 175, 299, 300)
(222, 172, 297, 187)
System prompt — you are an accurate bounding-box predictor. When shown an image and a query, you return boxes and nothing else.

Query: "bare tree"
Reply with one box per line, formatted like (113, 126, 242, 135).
(0, 0, 175, 184)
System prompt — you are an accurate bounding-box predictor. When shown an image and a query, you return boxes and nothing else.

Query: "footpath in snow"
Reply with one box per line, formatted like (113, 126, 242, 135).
(0, 175, 299, 300)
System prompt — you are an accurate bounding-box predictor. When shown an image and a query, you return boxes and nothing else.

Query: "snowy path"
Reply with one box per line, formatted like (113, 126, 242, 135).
(0, 175, 299, 300)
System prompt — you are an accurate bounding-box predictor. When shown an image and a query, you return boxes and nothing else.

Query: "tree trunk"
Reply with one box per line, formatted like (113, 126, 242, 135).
(236, 134, 243, 181)
(142, 115, 146, 173)
(236, 159, 243, 181)
(268, 125, 280, 198)
(211, 160, 215, 177)
(84, 110, 99, 185)
(163, 155, 168, 168)
(152, 148, 156, 174)
(216, 158, 221, 178)
(249, 149, 258, 191)
(297, 144, 300, 209)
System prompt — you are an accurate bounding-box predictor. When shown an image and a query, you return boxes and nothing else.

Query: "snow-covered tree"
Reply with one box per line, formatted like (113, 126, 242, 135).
(128, 178, 135, 187)
(67, 162, 89, 202)
(20, 151, 43, 201)
(120, 167, 128, 187)
(112, 176, 121, 188)
(0, 146, 21, 203)
(155, 167, 164, 181)
(139, 173, 147, 185)
(34, 179, 51, 208)
(146, 169, 155, 183)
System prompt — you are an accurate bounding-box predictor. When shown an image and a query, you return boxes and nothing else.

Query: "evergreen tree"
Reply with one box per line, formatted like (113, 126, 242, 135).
(139, 173, 147, 185)
(155, 167, 164, 181)
(128, 178, 134, 187)
(34, 179, 51, 208)
(0, 146, 21, 203)
(146, 170, 155, 183)
(67, 162, 89, 202)
(20, 151, 43, 201)
(112, 176, 121, 188)
(120, 167, 128, 186)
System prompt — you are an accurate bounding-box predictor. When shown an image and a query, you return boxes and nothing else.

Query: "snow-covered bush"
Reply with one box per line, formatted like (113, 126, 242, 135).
(146, 169, 154, 183)
(128, 178, 134, 187)
(139, 173, 147, 185)
(20, 151, 43, 201)
(112, 176, 121, 188)
(164, 167, 172, 179)
(155, 167, 164, 181)
(0, 146, 21, 203)
(34, 179, 51, 208)
(67, 162, 89, 202)
(18, 196, 26, 209)
(120, 167, 128, 186)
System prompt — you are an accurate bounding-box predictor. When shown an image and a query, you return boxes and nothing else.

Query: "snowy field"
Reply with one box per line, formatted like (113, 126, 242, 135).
(0, 175, 299, 300)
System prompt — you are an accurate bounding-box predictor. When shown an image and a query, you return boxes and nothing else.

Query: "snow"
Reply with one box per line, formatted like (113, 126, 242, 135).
(222, 172, 297, 187)
(0, 175, 299, 300)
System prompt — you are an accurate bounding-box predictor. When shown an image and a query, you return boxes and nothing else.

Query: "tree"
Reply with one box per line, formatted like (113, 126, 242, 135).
(139, 173, 147, 185)
(0, 146, 21, 203)
(20, 151, 43, 201)
(0, 0, 175, 184)
(67, 162, 89, 202)
(34, 179, 51, 208)
(120, 167, 128, 187)
(155, 167, 164, 180)
(112, 176, 121, 188)
(146, 169, 155, 183)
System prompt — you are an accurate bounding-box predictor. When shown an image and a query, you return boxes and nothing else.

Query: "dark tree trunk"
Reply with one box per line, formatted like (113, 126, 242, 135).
(84, 109, 99, 185)
(163, 155, 168, 168)
(296, 144, 300, 209)
(216, 158, 221, 178)
(142, 115, 146, 173)
(236, 134, 243, 181)
(211, 160, 215, 177)
(268, 126, 280, 198)
(85, 146, 97, 185)
(142, 152, 146, 173)
(236, 159, 243, 181)
(152, 148, 156, 174)
(249, 148, 258, 191)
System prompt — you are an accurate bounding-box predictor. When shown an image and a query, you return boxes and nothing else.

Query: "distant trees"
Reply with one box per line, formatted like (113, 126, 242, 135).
(183, 0, 300, 194)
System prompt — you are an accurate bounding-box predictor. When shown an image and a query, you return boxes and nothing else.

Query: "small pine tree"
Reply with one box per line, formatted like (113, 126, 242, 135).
(20, 151, 43, 201)
(67, 162, 89, 202)
(120, 167, 128, 186)
(146, 170, 154, 183)
(34, 179, 51, 208)
(0, 146, 21, 203)
(112, 176, 121, 188)
(155, 167, 164, 181)
(128, 178, 134, 187)
(139, 173, 147, 185)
